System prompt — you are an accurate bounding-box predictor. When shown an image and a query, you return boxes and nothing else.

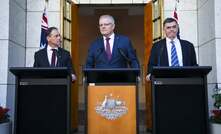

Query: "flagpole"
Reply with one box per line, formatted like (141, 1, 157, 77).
(174, 0, 180, 39)
(45, 0, 49, 9)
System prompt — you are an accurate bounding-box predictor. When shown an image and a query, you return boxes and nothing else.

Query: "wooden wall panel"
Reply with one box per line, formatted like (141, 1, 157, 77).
(71, 4, 79, 130)
(144, 3, 153, 130)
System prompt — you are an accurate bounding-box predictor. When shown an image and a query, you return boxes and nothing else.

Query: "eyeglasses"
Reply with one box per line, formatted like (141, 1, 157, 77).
(99, 23, 112, 27)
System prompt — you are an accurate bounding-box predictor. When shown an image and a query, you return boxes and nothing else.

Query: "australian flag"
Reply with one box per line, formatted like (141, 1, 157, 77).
(40, 7, 48, 49)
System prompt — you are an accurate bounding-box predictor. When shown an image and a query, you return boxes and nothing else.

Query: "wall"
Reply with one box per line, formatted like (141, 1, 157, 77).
(0, 0, 26, 132)
(0, 0, 61, 130)
(198, 0, 221, 113)
(76, 0, 147, 4)
(0, 0, 9, 108)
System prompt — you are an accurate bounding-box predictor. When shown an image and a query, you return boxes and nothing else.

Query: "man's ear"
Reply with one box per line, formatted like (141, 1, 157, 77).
(46, 36, 50, 42)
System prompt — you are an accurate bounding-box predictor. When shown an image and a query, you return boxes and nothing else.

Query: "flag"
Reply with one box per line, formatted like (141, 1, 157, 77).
(173, 7, 178, 21)
(173, 0, 180, 39)
(40, 7, 48, 49)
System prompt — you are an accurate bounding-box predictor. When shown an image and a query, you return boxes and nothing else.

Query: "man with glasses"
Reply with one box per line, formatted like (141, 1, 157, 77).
(33, 27, 76, 81)
(146, 17, 197, 80)
(85, 14, 140, 69)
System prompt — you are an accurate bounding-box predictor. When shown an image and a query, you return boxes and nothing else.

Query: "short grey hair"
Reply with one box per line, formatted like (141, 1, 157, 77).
(99, 15, 115, 24)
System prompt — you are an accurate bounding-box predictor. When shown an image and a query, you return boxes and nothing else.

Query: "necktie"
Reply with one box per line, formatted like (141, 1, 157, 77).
(171, 41, 179, 66)
(51, 49, 56, 67)
(105, 37, 111, 61)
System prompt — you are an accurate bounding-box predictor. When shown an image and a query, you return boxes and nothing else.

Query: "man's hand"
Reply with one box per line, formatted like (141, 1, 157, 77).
(146, 74, 151, 81)
(71, 74, 76, 82)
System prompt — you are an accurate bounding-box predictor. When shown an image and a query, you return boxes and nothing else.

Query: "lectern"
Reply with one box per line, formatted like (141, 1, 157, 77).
(10, 67, 71, 134)
(151, 66, 212, 134)
(83, 68, 140, 134)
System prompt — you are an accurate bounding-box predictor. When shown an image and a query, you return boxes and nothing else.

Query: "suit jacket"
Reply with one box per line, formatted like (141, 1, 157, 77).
(147, 38, 197, 74)
(85, 34, 140, 69)
(33, 47, 75, 73)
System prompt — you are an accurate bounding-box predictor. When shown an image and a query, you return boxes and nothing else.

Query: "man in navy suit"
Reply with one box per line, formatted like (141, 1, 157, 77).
(85, 15, 140, 69)
(33, 27, 76, 81)
(147, 17, 197, 80)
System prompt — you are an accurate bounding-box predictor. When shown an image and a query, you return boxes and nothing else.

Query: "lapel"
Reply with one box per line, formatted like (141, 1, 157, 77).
(179, 39, 186, 65)
(110, 35, 119, 62)
(161, 39, 169, 66)
(97, 37, 107, 60)
(56, 47, 62, 67)
(43, 48, 50, 67)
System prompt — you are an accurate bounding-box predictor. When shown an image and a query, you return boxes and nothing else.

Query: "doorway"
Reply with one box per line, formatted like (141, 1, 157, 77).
(78, 4, 146, 108)
(64, 2, 155, 130)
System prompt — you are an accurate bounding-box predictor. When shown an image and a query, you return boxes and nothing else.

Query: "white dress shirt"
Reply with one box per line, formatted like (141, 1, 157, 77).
(166, 37, 183, 66)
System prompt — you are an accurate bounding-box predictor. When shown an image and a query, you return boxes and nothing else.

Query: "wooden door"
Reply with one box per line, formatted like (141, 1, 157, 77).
(144, 2, 153, 130)
(144, 0, 164, 130)
(62, 1, 79, 130)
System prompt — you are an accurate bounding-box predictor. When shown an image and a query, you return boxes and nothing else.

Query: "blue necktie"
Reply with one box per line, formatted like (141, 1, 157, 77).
(171, 41, 179, 66)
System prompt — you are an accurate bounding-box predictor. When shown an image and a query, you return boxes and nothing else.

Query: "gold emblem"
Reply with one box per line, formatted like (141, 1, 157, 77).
(95, 94, 128, 120)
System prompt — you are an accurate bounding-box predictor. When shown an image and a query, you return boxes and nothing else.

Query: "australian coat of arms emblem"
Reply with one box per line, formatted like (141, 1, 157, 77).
(95, 94, 128, 120)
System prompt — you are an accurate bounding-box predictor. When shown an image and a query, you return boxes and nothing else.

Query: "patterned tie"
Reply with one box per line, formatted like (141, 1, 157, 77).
(171, 41, 179, 66)
(51, 49, 56, 67)
(105, 37, 111, 61)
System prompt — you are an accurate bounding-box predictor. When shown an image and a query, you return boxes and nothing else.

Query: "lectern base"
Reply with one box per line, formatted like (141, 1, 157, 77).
(87, 85, 137, 134)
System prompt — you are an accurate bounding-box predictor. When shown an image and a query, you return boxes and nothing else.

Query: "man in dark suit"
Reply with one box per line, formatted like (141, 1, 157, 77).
(33, 27, 76, 81)
(85, 14, 140, 69)
(147, 17, 197, 80)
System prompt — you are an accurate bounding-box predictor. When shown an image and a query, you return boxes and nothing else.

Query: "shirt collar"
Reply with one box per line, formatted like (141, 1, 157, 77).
(47, 45, 58, 51)
(166, 37, 179, 44)
(103, 33, 115, 40)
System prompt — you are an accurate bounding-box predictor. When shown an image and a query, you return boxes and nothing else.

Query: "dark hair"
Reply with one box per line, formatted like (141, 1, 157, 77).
(163, 18, 178, 27)
(46, 27, 58, 37)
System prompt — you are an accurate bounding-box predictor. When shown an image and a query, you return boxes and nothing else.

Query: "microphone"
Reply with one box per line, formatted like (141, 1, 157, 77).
(118, 48, 131, 64)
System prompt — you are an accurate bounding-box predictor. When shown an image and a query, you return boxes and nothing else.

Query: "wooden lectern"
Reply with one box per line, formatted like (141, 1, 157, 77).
(10, 67, 71, 134)
(151, 66, 212, 134)
(83, 68, 140, 134)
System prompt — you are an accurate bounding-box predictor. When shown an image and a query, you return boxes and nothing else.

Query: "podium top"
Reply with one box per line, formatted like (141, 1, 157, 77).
(10, 67, 70, 78)
(83, 68, 140, 83)
(152, 66, 212, 77)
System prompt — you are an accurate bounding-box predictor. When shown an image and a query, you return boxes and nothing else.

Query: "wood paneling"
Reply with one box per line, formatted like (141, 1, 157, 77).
(71, 3, 79, 130)
(144, 3, 153, 130)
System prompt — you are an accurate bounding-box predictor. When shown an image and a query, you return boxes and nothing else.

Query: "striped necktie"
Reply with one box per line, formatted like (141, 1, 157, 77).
(171, 41, 179, 66)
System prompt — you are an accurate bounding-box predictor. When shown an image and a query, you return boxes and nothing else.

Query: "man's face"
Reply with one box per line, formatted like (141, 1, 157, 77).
(47, 29, 61, 48)
(99, 17, 115, 37)
(163, 21, 178, 40)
